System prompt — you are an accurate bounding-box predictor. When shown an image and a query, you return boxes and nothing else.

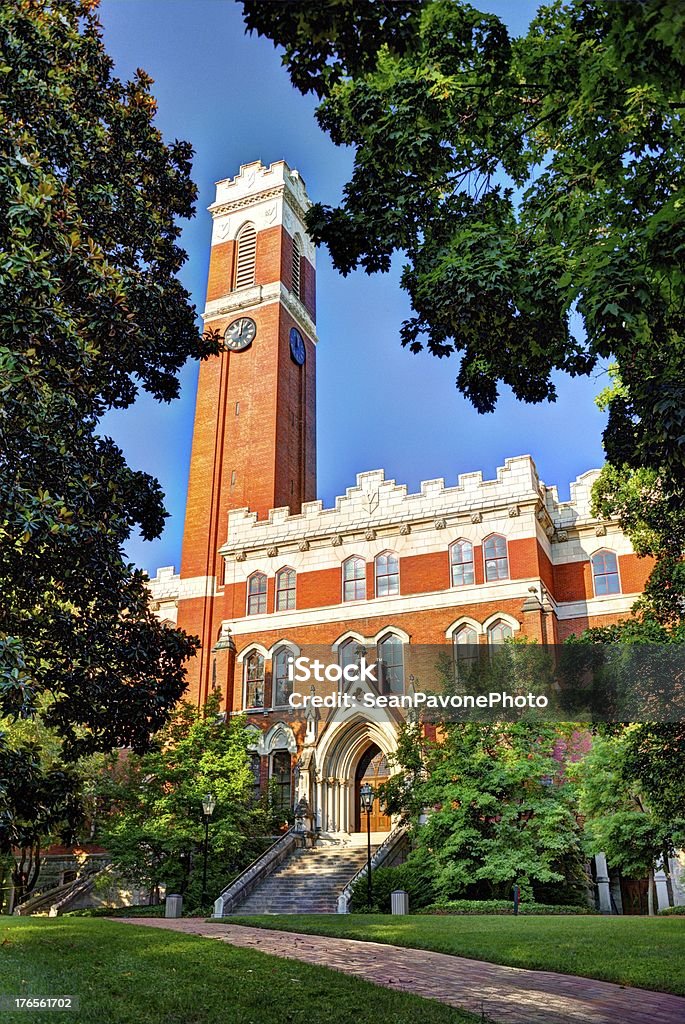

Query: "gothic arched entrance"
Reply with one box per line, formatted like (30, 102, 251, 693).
(354, 743, 392, 832)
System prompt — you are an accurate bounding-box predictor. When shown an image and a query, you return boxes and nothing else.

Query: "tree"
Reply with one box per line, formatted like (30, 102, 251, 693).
(0, 732, 83, 907)
(576, 730, 685, 915)
(242, 0, 685, 488)
(0, 1, 218, 762)
(97, 697, 277, 908)
(387, 721, 587, 903)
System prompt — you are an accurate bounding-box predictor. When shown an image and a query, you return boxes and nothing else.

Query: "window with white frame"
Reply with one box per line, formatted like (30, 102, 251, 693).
(244, 651, 265, 708)
(234, 223, 257, 289)
(453, 624, 479, 679)
(247, 572, 267, 615)
(487, 619, 513, 644)
(377, 633, 404, 693)
(450, 540, 474, 586)
(338, 638, 362, 681)
(591, 549, 621, 595)
(483, 534, 509, 581)
(271, 750, 292, 810)
(272, 646, 293, 707)
(275, 567, 296, 611)
(343, 556, 366, 601)
(375, 551, 399, 597)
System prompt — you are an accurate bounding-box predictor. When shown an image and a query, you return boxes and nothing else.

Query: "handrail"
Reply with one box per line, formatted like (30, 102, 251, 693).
(337, 823, 409, 912)
(213, 827, 303, 917)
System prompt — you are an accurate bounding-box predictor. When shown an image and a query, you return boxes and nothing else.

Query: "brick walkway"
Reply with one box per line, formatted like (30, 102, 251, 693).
(115, 918, 685, 1024)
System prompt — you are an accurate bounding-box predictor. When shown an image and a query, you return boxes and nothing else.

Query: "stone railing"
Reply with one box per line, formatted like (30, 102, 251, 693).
(337, 824, 410, 913)
(212, 828, 303, 918)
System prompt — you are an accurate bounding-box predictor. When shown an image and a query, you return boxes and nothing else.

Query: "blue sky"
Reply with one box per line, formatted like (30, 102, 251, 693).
(98, 0, 609, 577)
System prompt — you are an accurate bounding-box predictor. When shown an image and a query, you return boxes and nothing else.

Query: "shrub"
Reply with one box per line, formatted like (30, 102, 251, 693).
(350, 850, 437, 912)
(660, 905, 685, 916)
(420, 899, 597, 915)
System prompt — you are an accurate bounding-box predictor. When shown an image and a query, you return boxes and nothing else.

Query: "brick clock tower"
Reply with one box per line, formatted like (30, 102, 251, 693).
(177, 160, 317, 703)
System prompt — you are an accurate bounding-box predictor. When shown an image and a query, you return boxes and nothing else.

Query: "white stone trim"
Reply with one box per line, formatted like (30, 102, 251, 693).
(268, 638, 301, 659)
(372, 625, 411, 645)
(331, 630, 366, 654)
(264, 722, 298, 755)
(482, 611, 521, 634)
(445, 616, 484, 639)
(236, 642, 269, 662)
(203, 281, 318, 343)
(556, 594, 639, 620)
(176, 575, 216, 601)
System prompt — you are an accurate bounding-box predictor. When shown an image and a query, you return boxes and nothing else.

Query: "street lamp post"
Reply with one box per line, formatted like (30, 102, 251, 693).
(360, 782, 374, 909)
(201, 793, 216, 908)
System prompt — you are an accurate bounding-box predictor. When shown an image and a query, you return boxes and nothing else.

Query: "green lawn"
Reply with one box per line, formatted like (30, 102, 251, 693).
(229, 913, 685, 996)
(0, 918, 478, 1024)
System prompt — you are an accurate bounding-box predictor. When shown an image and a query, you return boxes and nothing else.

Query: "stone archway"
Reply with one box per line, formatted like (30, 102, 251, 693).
(314, 715, 397, 835)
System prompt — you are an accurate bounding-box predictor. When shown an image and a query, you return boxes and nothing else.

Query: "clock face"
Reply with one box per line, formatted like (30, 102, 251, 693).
(224, 317, 256, 352)
(289, 327, 306, 366)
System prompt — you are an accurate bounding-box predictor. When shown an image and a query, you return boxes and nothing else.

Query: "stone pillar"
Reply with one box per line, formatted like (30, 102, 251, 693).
(654, 860, 671, 912)
(212, 630, 236, 712)
(595, 853, 612, 913)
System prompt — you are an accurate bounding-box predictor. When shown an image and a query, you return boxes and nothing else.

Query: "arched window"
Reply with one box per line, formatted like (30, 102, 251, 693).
(339, 638, 362, 675)
(487, 619, 513, 644)
(246, 572, 267, 615)
(244, 651, 265, 708)
(483, 534, 509, 581)
(271, 750, 292, 810)
(377, 633, 404, 694)
(234, 223, 256, 289)
(343, 556, 366, 602)
(450, 540, 474, 587)
(375, 551, 399, 597)
(291, 234, 301, 300)
(453, 624, 479, 679)
(273, 646, 293, 707)
(591, 549, 621, 595)
(249, 752, 262, 800)
(275, 567, 296, 611)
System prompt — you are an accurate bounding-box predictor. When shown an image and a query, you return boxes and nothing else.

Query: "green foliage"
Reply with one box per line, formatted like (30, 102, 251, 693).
(0, 729, 82, 905)
(421, 899, 595, 915)
(576, 731, 685, 882)
(96, 696, 277, 909)
(0, 0, 220, 767)
(660, 905, 685, 915)
(389, 721, 586, 903)
(242, 0, 685, 488)
(349, 849, 438, 912)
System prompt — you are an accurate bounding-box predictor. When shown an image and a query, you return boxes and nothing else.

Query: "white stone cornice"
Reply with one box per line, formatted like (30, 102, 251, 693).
(203, 281, 318, 341)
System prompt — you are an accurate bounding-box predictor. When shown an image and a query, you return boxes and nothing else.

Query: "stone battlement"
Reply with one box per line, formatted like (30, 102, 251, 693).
(219, 456, 604, 555)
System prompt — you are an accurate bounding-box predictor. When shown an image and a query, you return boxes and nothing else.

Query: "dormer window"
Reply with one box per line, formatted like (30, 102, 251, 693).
(234, 223, 256, 289)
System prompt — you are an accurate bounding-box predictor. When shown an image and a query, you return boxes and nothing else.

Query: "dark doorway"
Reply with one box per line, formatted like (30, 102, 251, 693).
(354, 743, 391, 832)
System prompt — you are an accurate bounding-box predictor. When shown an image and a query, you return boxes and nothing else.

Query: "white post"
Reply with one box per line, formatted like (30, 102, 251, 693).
(595, 853, 612, 913)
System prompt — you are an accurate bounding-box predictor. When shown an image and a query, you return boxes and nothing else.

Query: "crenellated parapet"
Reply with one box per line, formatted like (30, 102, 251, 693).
(219, 456, 611, 561)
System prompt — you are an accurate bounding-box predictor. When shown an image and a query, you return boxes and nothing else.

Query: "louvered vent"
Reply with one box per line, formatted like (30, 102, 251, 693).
(291, 235, 301, 300)
(234, 224, 256, 289)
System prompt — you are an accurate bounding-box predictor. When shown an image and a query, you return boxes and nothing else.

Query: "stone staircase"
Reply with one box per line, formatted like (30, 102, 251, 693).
(232, 842, 377, 915)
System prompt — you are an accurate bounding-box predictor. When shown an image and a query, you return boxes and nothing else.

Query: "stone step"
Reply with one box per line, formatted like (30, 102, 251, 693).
(230, 842, 377, 915)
